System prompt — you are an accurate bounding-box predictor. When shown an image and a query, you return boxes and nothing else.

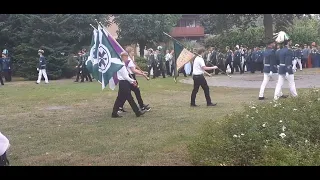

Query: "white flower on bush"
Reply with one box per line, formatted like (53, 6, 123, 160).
(305, 140, 309, 143)
(270, 102, 273, 104)
(309, 101, 312, 103)
(241, 133, 245, 136)
(273, 104, 278, 107)
(293, 108, 297, 111)
(255, 110, 259, 113)
(251, 117, 254, 119)
(279, 120, 283, 123)
(262, 123, 266, 128)
(233, 135, 238, 138)
(318, 98, 320, 101)
(246, 114, 249, 118)
(282, 125, 286, 132)
(251, 106, 256, 109)
(279, 133, 286, 138)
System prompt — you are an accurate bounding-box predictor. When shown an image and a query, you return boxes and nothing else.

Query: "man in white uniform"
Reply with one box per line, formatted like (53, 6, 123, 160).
(0, 131, 10, 166)
(191, 48, 218, 107)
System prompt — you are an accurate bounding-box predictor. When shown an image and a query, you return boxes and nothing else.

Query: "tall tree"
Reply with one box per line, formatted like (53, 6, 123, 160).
(112, 14, 181, 57)
(199, 14, 310, 39)
(0, 14, 109, 80)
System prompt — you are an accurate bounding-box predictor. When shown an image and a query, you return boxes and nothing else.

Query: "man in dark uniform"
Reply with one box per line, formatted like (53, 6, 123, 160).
(233, 46, 243, 74)
(209, 47, 217, 74)
(274, 33, 298, 100)
(80, 49, 92, 82)
(0, 55, 4, 86)
(258, 38, 286, 100)
(250, 47, 258, 73)
(293, 44, 303, 71)
(301, 44, 309, 69)
(215, 49, 225, 75)
(147, 48, 156, 78)
(74, 50, 83, 82)
(256, 46, 264, 73)
(1, 50, 12, 82)
(156, 46, 166, 78)
(225, 46, 234, 74)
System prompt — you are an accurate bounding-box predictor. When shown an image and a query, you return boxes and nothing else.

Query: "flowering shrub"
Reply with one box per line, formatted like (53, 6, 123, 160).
(188, 88, 320, 166)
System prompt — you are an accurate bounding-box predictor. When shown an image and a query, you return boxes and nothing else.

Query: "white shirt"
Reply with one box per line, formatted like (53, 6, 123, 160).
(165, 53, 172, 62)
(193, 56, 206, 75)
(126, 60, 135, 74)
(117, 65, 135, 83)
(0, 132, 9, 156)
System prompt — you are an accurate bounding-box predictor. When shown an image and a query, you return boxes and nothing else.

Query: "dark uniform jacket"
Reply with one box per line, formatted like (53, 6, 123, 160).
(278, 46, 294, 75)
(263, 48, 278, 73)
(38, 56, 47, 69)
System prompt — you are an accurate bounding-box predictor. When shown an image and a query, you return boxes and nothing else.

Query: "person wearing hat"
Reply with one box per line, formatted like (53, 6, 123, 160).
(274, 31, 298, 100)
(293, 44, 303, 71)
(0, 131, 10, 166)
(233, 46, 243, 74)
(310, 42, 318, 68)
(111, 52, 146, 118)
(1, 49, 12, 82)
(117, 46, 150, 113)
(74, 50, 84, 82)
(36, 49, 49, 84)
(156, 46, 166, 78)
(258, 38, 285, 100)
(302, 44, 310, 69)
(225, 46, 234, 74)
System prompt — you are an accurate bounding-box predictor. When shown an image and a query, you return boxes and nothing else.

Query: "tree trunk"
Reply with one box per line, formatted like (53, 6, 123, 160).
(139, 41, 146, 57)
(263, 14, 273, 39)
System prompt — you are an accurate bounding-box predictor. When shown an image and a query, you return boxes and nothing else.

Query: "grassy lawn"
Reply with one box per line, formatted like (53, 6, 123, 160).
(0, 74, 308, 166)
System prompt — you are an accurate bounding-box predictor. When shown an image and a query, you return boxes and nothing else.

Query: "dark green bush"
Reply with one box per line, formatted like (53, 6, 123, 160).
(135, 56, 148, 72)
(188, 88, 320, 166)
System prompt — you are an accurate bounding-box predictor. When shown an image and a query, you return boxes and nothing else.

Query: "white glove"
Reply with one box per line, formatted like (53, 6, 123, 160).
(269, 71, 273, 76)
(37, 68, 39, 71)
(286, 72, 289, 77)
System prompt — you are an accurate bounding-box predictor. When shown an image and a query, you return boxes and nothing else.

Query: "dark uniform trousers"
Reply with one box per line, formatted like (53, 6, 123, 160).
(3, 70, 11, 82)
(81, 67, 92, 82)
(119, 74, 144, 108)
(233, 60, 242, 73)
(148, 62, 158, 79)
(0, 152, 9, 166)
(0, 71, 4, 85)
(191, 74, 212, 105)
(158, 63, 166, 78)
(301, 58, 308, 68)
(165, 61, 171, 75)
(112, 80, 140, 115)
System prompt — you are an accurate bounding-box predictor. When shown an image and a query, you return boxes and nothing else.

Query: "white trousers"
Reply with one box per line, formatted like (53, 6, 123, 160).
(293, 58, 302, 70)
(274, 74, 298, 100)
(259, 73, 283, 98)
(37, 69, 49, 84)
(0, 132, 9, 156)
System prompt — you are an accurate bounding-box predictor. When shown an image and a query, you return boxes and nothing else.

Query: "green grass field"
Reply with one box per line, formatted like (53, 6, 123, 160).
(0, 75, 307, 166)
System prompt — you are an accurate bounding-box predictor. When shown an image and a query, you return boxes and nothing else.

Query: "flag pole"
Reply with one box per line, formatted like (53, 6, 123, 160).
(96, 21, 150, 81)
(163, 32, 231, 78)
(89, 24, 97, 31)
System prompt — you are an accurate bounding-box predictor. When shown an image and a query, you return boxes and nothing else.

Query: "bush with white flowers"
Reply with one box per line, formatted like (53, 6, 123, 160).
(188, 88, 320, 166)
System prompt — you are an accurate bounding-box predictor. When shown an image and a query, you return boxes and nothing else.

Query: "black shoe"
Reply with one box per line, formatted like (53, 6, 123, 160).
(141, 104, 151, 112)
(190, 104, 198, 107)
(74, 80, 78, 82)
(111, 113, 122, 118)
(280, 95, 289, 99)
(136, 110, 146, 117)
(207, 103, 217, 106)
(258, 97, 265, 100)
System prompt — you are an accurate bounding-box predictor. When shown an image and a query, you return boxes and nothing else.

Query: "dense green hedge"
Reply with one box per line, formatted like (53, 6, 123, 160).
(205, 18, 320, 50)
(135, 56, 148, 72)
(188, 88, 320, 166)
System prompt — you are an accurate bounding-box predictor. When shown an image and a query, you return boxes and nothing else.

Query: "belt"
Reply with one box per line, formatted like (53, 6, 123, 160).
(264, 64, 270, 66)
(193, 74, 204, 76)
(280, 64, 286, 66)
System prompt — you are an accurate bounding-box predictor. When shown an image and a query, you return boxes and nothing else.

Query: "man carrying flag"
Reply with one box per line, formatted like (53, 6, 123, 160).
(111, 52, 146, 118)
(118, 46, 151, 113)
(190, 48, 218, 107)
